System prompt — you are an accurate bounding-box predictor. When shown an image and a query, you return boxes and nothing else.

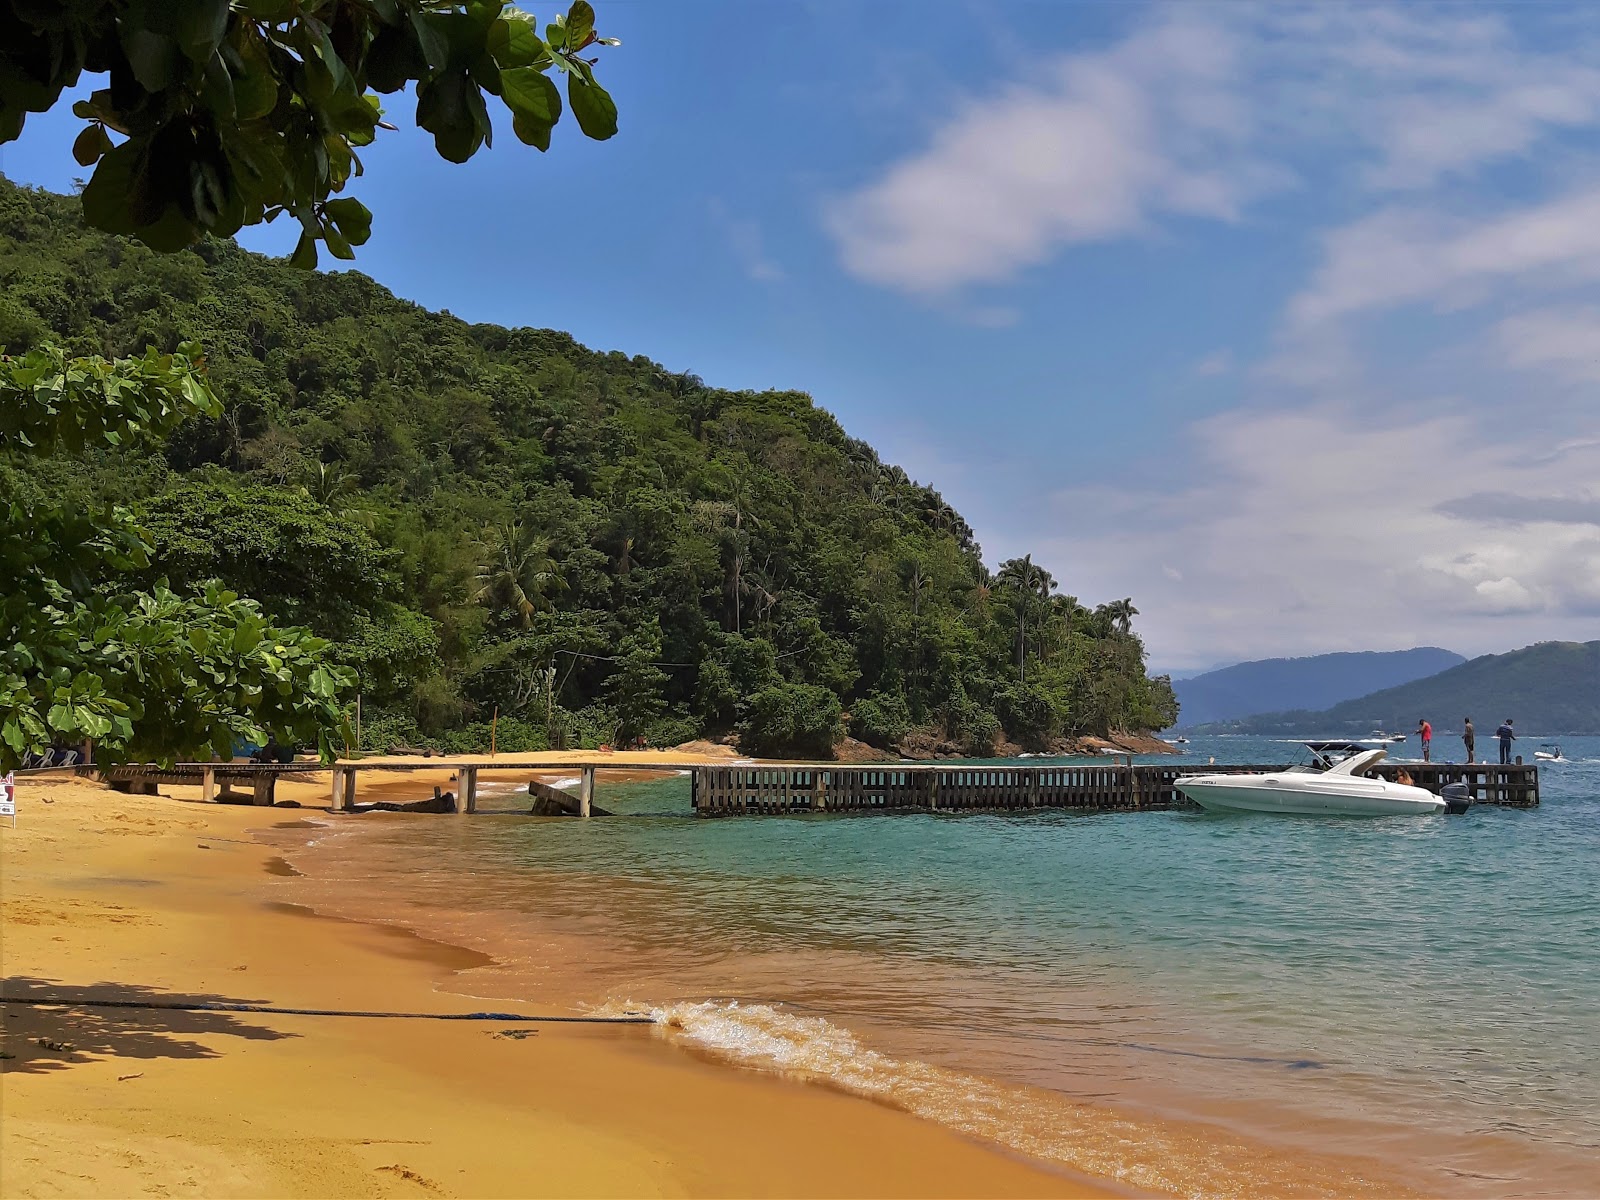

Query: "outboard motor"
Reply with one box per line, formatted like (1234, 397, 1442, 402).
(1440, 782, 1472, 815)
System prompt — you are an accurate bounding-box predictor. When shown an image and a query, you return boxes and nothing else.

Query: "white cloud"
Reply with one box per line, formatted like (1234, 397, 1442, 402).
(1288, 187, 1600, 329)
(828, 5, 1600, 297)
(1032, 404, 1600, 664)
(1495, 305, 1600, 381)
(1192, 350, 1232, 377)
(825, 14, 1276, 295)
(1265, 5, 1600, 191)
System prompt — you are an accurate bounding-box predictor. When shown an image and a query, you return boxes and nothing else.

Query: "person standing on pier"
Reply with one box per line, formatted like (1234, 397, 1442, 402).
(1417, 718, 1432, 762)
(1463, 717, 1475, 763)
(1497, 718, 1516, 764)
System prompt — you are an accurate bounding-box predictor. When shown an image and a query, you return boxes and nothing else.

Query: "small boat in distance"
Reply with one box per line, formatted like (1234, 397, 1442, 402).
(1175, 746, 1461, 816)
(1174, 736, 1189, 744)
(1366, 729, 1406, 744)
(1534, 744, 1566, 762)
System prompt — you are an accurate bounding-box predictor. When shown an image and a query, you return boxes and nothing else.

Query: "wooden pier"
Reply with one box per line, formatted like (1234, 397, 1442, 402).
(92, 756, 1540, 816)
(689, 760, 1540, 816)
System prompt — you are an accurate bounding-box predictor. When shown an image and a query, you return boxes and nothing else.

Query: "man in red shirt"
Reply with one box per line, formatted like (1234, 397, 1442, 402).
(1417, 718, 1432, 762)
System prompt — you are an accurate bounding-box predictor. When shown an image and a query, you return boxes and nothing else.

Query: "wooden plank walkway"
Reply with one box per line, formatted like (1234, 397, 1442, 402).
(690, 761, 1540, 816)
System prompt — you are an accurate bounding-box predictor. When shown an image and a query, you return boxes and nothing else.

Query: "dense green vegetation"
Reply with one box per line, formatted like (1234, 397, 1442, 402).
(1, 340, 351, 771)
(1, 180, 1177, 757)
(1194, 641, 1600, 736)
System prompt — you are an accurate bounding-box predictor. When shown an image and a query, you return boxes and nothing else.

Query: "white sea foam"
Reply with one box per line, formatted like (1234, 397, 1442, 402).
(586, 997, 1392, 1199)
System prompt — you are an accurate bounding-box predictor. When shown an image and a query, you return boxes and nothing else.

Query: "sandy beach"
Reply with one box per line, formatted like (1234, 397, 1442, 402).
(0, 770, 1117, 1198)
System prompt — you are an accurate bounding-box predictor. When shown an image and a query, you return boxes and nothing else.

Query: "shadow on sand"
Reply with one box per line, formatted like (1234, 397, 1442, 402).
(0, 976, 297, 1076)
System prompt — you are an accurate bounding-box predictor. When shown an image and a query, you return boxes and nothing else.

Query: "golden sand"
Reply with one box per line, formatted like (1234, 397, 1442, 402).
(0, 774, 1116, 1198)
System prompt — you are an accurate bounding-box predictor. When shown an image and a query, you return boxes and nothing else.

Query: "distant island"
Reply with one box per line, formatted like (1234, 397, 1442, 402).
(1173, 647, 1465, 727)
(1187, 641, 1600, 736)
(2, 180, 1175, 761)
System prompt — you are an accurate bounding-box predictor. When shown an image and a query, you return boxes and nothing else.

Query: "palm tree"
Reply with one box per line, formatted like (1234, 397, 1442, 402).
(1046, 593, 1080, 659)
(900, 556, 932, 617)
(692, 496, 757, 633)
(997, 554, 1054, 682)
(1107, 597, 1139, 636)
(302, 461, 356, 508)
(472, 521, 567, 628)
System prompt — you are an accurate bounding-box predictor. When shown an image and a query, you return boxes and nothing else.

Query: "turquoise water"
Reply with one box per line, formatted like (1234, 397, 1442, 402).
(298, 735, 1600, 1195)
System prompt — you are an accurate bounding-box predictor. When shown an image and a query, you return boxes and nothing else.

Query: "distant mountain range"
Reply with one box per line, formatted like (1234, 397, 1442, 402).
(1187, 641, 1600, 736)
(1173, 648, 1466, 727)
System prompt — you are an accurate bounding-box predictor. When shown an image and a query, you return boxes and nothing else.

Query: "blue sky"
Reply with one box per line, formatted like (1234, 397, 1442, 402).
(6, 1, 1600, 671)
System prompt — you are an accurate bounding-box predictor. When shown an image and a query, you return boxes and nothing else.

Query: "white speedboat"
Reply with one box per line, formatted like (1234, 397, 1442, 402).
(1534, 744, 1566, 762)
(1175, 748, 1451, 816)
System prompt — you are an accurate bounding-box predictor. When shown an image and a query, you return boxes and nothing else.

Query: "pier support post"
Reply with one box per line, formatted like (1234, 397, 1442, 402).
(455, 768, 477, 814)
(579, 767, 594, 818)
(330, 767, 346, 812)
(202, 766, 216, 804)
(252, 772, 273, 806)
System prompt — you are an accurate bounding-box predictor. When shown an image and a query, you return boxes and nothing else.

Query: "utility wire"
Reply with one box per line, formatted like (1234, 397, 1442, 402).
(0, 995, 654, 1024)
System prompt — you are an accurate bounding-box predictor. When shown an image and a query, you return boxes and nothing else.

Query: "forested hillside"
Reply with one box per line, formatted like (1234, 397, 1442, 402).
(0, 180, 1176, 756)
(1198, 642, 1599, 736)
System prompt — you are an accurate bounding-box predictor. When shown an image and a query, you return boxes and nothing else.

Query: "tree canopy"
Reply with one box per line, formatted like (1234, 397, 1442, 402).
(0, 0, 618, 265)
(0, 337, 353, 770)
(2, 180, 1178, 758)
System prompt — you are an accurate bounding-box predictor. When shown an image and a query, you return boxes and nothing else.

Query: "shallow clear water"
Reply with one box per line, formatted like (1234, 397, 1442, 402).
(293, 735, 1600, 1196)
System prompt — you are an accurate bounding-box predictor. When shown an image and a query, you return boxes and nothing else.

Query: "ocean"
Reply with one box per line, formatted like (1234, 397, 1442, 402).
(285, 734, 1600, 1197)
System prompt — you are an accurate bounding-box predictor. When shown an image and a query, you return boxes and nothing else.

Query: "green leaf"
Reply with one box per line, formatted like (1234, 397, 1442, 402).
(417, 72, 487, 163)
(323, 197, 372, 246)
(321, 219, 354, 260)
(412, 13, 453, 74)
(488, 12, 547, 68)
(289, 230, 318, 269)
(71, 124, 113, 167)
(80, 142, 142, 236)
(566, 1, 596, 49)
(511, 110, 552, 151)
(231, 30, 280, 120)
(177, 0, 233, 62)
(566, 76, 617, 140)
(500, 67, 561, 124)
(120, 28, 182, 92)
(366, 23, 424, 93)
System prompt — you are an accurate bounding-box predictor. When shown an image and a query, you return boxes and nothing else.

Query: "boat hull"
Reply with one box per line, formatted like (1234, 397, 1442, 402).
(1176, 775, 1446, 816)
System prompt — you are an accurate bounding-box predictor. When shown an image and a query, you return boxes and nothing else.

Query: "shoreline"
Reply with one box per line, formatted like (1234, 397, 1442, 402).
(0, 775, 1119, 1198)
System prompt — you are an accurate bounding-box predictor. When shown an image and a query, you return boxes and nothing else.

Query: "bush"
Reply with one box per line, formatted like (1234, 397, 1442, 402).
(939, 690, 1001, 757)
(849, 691, 912, 749)
(738, 683, 843, 758)
(358, 713, 425, 754)
(434, 717, 548, 755)
(993, 683, 1059, 750)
